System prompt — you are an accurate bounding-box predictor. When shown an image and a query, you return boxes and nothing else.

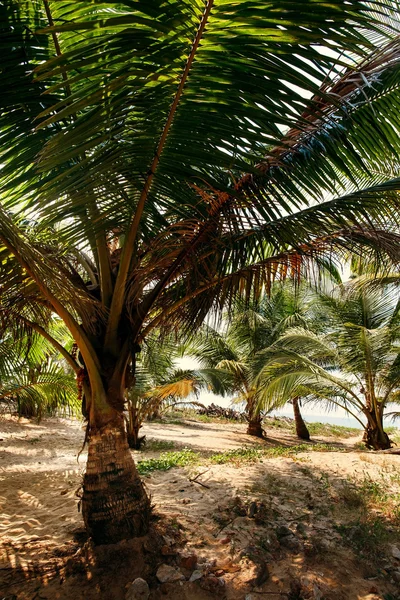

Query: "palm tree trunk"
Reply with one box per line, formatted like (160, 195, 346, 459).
(292, 397, 310, 440)
(126, 401, 145, 449)
(362, 410, 391, 450)
(82, 418, 151, 545)
(247, 410, 264, 437)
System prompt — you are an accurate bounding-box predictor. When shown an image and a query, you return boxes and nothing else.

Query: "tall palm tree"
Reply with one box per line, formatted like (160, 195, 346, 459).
(188, 284, 318, 437)
(256, 286, 400, 449)
(1, 1, 400, 543)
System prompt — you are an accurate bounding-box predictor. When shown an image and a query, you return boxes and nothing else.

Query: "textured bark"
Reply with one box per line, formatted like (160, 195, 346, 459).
(292, 397, 310, 441)
(247, 413, 264, 438)
(82, 420, 151, 545)
(126, 402, 146, 449)
(362, 415, 391, 450)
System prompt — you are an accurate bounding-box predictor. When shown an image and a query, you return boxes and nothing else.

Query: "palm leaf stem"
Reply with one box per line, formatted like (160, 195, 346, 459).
(318, 394, 366, 428)
(0, 380, 72, 401)
(105, 0, 214, 351)
(42, 0, 73, 99)
(21, 317, 80, 373)
(42, 0, 114, 307)
(0, 234, 107, 411)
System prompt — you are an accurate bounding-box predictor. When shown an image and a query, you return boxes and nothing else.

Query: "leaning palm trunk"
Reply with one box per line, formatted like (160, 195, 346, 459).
(362, 409, 391, 450)
(82, 417, 151, 545)
(292, 397, 310, 441)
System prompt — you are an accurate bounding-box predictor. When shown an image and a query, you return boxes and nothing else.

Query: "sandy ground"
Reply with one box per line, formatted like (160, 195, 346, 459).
(1, 415, 400, 600)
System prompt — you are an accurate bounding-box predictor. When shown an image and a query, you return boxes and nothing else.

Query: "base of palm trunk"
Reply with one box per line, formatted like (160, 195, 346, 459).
(82, 423, 151, 545)
(292, 397, 310, 440)
(295, 423, 310, 440)
(247, 420, 264, 438)
(362, 426, 391, 450)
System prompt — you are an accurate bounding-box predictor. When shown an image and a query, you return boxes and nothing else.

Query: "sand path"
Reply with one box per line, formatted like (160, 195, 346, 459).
(1, 415, 399, 600)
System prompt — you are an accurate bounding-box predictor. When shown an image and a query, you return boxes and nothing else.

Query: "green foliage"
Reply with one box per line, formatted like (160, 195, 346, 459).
(0, 326, 78, 418)
(257, 285, 400, 448)
(265, 417, 363, 438)
(137, 449, 199, 475)
(209, 443, 341, 465)
(210, 447, 262, 465)
(143, 439, 176, 452)
(336, 518, 392, 560)
(2, 0, 400, 432)
(306, 422, 361, 438)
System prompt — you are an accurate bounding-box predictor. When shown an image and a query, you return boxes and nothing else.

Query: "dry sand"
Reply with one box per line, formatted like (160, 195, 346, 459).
(1, 415, 399, 600)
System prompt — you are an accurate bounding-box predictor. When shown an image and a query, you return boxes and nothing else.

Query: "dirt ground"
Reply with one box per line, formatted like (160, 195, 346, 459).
(1, 415, 400, 600)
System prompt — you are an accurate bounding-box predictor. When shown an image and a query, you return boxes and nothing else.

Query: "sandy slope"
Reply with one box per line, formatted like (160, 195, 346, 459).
(1, 415, 399, 600)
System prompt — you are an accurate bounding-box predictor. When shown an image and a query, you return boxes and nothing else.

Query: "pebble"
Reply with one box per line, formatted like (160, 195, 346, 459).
(125, 578, 150, 600)
(392, 570, 400, 583)
(178, 552, 198, 570)
(189, 570, 203, 582)
(156, 564, 185, 583)
(392, 546, 400, 560)
(276, 525, 292, 538)
(199, 575, 226, 596)
(279, 534, 302, 553)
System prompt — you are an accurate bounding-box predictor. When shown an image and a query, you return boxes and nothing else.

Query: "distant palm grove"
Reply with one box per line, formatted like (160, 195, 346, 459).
(1, 1, 400, 545)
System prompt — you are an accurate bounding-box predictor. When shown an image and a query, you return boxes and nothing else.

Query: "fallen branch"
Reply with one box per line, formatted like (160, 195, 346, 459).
(214, 516, 237, 537)
(189, 470, 211, 489)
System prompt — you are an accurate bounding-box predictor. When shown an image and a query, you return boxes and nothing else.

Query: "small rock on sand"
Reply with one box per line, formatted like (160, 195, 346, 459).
(156, 564, 185, 583)
(125, 578, 150, 600)
(392, 546, 400, 560)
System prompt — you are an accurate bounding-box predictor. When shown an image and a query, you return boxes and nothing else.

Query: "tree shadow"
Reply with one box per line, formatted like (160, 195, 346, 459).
(1, 418, 398, 600)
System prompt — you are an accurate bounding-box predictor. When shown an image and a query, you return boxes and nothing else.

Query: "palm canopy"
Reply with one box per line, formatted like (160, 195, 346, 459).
(125, 332, 231, 447)
(1, 2, 400, 419)
(256, 285, 400, 448)
(187, 284, 316, 430)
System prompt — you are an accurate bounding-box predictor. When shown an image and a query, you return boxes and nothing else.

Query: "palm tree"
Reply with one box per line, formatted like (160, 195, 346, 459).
(256, 286, 400, 450)
(0, 329, 78, 418)
(126, 334, 228, 448)
(188, 284, 318, 438)
(1, 1, 400, 543)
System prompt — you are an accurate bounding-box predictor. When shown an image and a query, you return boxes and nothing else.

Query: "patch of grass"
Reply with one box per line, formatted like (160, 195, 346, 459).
(306, 422, 361, 438)
(192, 413, 213, 423)
(210, 447, 262, 465)
(338, 481, 366, 509)
(137, 442, 346, 475)
(137, 449, 199, 475)
(28, 437, 41, 444)
(264, 443, 341, 457)
(265, 418, 363, 439)
(390, 429, 400, 445)
(359, 475, 388, 503)
(209, 443, 342, 466)
(338, 473, 400, 531)
(335, 517, 392, 560)
(144, 438, 176, 452)
(264, 417, 294, 432)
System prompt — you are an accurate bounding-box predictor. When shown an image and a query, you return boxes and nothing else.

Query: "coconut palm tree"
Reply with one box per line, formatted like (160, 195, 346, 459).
(2, 1, 400, 543)
(187, 284, 320, 438)
(256, 286, 400, 449)
(126, 333, 229, 448)
(0, 326, 78, 418)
